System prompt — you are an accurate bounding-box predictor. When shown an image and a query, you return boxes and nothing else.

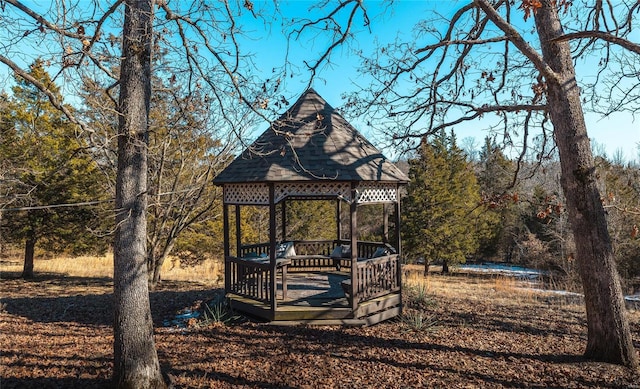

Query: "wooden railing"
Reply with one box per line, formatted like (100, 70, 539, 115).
(293, 240, 339, 256)
(225, 256, 272, 303)
(354, 254, 401, 303)
(238, 240, 389, 269)
(231, 241, 399, 305)
(356, 241, 387, 259)
(239, 243, 270, 258)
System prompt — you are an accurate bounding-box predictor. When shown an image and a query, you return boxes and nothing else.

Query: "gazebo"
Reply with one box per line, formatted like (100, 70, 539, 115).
(213, 88, 408, 325)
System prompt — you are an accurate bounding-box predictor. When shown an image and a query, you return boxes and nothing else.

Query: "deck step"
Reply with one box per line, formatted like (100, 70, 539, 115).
(267, 318, 367, 326)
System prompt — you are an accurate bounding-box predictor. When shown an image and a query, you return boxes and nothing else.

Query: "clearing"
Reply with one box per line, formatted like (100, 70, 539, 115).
(1, 262, 639, 388)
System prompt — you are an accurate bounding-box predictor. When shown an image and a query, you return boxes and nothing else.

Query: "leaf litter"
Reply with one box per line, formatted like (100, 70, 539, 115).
(1, 272, 638, 388)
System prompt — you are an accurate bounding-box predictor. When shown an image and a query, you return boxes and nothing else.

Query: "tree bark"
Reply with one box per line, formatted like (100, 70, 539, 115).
(441, 259, 449, 274)
(148, 242, 174, 290)
(534, 1, 638, 368)
(21, 231, 35, 279)
(113, 1, 166, 388)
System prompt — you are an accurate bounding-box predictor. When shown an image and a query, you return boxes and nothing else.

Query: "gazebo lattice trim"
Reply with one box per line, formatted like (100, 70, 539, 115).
(275, 182, 351, 203)
(224, 183, 269, 205)
(223, 181, 401, 205)
(356, 182, 398, 204)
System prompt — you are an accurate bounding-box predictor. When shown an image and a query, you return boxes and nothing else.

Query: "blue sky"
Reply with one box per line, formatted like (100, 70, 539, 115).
(1, 0, 637, 162)
(238, 0, 639, 162)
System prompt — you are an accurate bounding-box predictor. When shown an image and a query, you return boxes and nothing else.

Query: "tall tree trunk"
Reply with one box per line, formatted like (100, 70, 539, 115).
(113, 1, 166, 388)
(535, 1, 638, 368)
(21, 231, 35, 279)
(148, 242, 174, 290)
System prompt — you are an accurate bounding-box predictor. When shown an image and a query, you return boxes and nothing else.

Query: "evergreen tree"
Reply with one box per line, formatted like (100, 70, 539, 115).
(0, 60, 106, 278)
(476, 137, 518, 260)
(403, 130, 481, 274)
(282, 200, 336, 242)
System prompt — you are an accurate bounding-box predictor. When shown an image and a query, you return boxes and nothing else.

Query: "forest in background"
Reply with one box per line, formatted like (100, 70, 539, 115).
(2, 61, 638, 293)
(2, 2, 638, 384)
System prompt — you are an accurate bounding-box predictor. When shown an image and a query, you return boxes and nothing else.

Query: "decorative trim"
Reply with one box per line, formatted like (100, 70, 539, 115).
(224, 183, 270, 205)
(275, 182, 351, 203)
(223, 181, 399, 205)
(356, 183, 398, 204)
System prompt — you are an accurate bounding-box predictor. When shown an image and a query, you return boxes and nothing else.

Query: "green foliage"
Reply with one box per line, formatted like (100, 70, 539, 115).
(356, 203, 396, 243)
(400, 310, 440, 333)
(173, 221, 222, 265)
(80, 67, 234, 283)
(282, 200, 336, 241)
(477, 137, 514, 191)
(475, 138, 519, 259)
(402, 130, 481, 265)
(201, 296, 242, 326)
(0, 60, 108, 258)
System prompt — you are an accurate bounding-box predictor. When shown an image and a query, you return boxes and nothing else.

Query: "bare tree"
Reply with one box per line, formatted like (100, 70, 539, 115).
(111, 1, 166, 387)
(81, 68, 240, 289)
(1, 0, 280, 386)
(310, 0, 638, 367)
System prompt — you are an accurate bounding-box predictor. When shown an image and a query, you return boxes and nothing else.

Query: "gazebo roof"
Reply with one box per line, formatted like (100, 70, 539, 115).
(213, 88, 408, 184)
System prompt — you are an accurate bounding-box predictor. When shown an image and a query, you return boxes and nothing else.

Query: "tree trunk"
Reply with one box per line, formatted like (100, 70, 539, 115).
(148, 252, 161, 290)
(21, 231, 35, 279)
(148, 242, 174, 290)
(441, 259, 449, 274)
(534, 2, 638, 368)
(113, 1, 166, 388)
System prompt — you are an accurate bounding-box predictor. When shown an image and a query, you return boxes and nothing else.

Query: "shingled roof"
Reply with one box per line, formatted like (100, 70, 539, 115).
(213, 88, 408, 184)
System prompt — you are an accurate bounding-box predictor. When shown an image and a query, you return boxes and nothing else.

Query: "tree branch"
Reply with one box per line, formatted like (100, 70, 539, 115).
(551, 30, 640, 55)
(415, 35, 510, 54)
(0, 54, 93, 134)
(474, 0, 559, 83)
(5, 0, 89, 39)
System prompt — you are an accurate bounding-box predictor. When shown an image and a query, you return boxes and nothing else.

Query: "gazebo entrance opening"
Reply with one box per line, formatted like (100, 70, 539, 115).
(214, 89, 408, 325)
(222, 183, 402, 325)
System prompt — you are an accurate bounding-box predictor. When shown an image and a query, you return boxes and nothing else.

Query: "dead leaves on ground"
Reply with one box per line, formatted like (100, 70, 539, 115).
(1, 273, 638, 388)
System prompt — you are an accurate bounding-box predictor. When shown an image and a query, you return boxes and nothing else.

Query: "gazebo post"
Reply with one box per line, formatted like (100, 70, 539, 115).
(281, 200, 287, 242)
(235, 205, 241, 257)
(350, 183, 358, 311)
(268, 184, 277, 317)
(336, 199, 342, 242)
(394, 192, 402, 260)
(383, 203, 390, 244)
(395, 191, 403, 303)
(223, 202, 230, 293)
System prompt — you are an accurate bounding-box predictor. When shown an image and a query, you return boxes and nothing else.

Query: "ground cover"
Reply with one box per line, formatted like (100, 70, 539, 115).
(1, 260, 639, 388)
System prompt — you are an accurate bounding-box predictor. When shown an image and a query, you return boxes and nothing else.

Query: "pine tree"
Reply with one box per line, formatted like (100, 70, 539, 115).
(0, 60, 106, 277)
(476, 137, 518, 260)
(403, 130, 481, 274)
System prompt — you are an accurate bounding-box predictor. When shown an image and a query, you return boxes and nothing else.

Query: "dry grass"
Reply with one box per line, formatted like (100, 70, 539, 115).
(402, 264, 568, 307)
(0, 253, 223, 286)
(2, 261, 639, 388)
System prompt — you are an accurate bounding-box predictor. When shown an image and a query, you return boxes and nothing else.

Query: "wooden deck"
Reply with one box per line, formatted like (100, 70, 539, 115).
(228, 271, 402, 326)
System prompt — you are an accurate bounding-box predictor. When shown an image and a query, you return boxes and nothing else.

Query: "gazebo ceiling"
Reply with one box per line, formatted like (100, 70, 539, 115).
(213, 88, 409, 184)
